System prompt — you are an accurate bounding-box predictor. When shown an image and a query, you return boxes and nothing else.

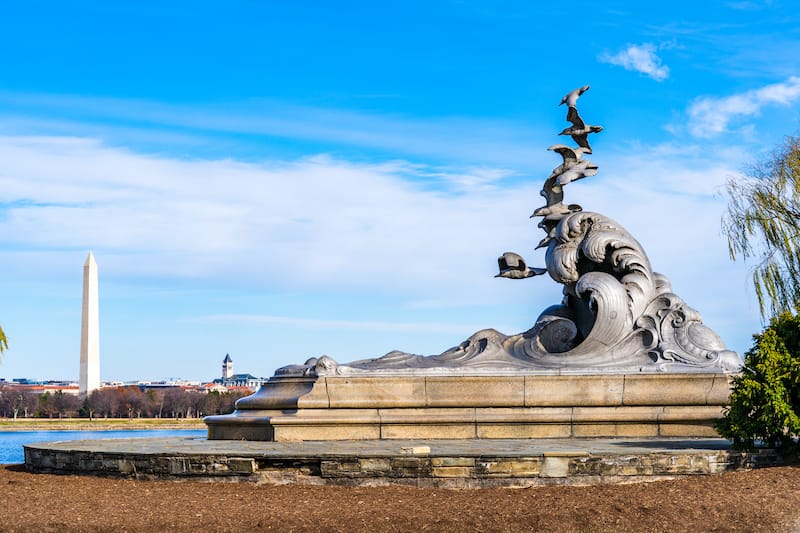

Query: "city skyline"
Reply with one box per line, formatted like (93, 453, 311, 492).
(2, 2, 799, 381)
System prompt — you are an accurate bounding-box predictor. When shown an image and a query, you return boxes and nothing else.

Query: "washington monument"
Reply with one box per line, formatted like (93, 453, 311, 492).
(79, 251, 100, 396)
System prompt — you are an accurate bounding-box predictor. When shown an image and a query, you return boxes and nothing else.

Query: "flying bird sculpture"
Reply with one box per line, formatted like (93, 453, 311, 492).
(547, 144, 590, 174)
(537, 144, 597, 208)
(540, 176, 564, 209)
(496, 252, 547, 279)
(559, 107, 603, 153)
(559, 85, 590, 108)
(498, 84, 602, 280)
(554, 160, 598, 186)
(531, 202, 582, 219)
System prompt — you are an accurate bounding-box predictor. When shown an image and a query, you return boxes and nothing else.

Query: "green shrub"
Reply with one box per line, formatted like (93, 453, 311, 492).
(716, 312, 800, 450)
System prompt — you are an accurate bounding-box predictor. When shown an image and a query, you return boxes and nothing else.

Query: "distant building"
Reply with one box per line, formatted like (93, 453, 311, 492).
(2, 381, 80, 396)
(222, 354, 234, 380)
(214, 354, 266, 392)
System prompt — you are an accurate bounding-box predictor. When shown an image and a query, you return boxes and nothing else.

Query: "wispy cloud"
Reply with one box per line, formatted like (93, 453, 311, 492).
(598, 43, 670, 81)
(0, 130, 747, 308)
(687, 76, 800, 137)
(0, 91, 547, 170)
(192, 313, 499, 334)
(0, 134, 541, 303)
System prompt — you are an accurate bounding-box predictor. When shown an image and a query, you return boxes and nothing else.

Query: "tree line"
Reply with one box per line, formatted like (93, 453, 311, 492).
(0, 385, 249, 419)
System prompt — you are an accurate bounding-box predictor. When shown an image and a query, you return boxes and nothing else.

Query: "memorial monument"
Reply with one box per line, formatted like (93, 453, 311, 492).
(79, 251, 100, 396)
(206, 87, 742, 441)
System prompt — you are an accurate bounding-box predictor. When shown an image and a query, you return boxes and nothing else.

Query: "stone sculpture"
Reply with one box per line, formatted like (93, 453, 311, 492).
(206, 86, 741, 442)
(282, 85, 741, 377)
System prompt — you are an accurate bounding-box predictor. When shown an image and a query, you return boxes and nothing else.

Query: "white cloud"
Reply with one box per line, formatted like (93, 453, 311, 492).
(0, 91, 547, 169)
(0, 132, 761, 357)
(599, 43, 670, 81)
(192, 313, 501, 334)
(0, 135, 540, 300)
(687, 76, 800, 138)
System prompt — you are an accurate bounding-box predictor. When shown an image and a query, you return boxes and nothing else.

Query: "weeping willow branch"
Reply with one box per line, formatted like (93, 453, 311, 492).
(0, 325, 7, 359)
(723, 136, 800, 317)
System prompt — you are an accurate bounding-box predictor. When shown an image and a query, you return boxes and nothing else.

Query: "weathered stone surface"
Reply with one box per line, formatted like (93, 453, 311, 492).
(326, 377, 426, 408)
(276, 424, 381, 442)
(26, 436, 787, 486)
(477, 423, 572, 439)
(400, 446, 431, 455)
(228, 458, 257, 474)
(207, 373, 732, 441)
(432, 466, 472, 478)
(540, 456, 571, 478)
(622, 374, 716, 406)
(431, 457, 474, 467)
(425, 376, 525, 407)
(381, 423, 475, 440)
(572, 423, 658, 438)
(525, 375, 624, 406)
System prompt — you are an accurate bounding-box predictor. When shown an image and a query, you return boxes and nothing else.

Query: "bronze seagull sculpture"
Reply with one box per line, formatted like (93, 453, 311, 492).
(496, 252, 547, 279)
(547, 144, 591, 175)
(538, 144, 596, 208)
(554, 159, 598, 186)
(531, 202, 582, 219)
(559, 85, 590, 108)
(559, 107, 603, 153)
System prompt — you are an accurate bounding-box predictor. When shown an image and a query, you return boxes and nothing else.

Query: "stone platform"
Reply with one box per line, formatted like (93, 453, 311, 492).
(205, 373, 733, 442)
(23, 436, 779, 487)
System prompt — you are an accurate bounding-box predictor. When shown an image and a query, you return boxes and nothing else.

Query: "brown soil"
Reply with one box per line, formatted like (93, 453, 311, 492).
(2, 465, 800, 532)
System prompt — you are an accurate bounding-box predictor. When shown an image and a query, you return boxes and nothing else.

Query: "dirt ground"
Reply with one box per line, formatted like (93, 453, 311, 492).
(2, 464, 800, 532)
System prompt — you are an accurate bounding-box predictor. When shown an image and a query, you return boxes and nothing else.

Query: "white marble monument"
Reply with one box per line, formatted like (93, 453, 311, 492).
(79, 251, 100, 396)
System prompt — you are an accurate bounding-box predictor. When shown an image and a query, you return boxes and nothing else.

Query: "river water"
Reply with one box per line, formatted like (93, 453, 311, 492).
(0, 429, 207, 464)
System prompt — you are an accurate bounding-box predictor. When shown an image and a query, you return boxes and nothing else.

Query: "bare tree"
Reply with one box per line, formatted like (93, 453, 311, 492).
(51, 390, 81, 418)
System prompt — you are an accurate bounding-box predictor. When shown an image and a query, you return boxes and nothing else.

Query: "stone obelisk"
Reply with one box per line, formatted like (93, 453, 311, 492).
(79, 251, 100, 396)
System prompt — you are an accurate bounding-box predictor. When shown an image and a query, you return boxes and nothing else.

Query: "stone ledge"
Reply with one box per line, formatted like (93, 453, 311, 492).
(223, 373, 733, 412)
(206, 373, 734, 441)
(23, 437, 783, 487)
(207, 405, 725, 441)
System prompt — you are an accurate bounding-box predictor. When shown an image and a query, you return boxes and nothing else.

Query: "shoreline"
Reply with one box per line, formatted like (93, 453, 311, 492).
(0, 417, 206, 431)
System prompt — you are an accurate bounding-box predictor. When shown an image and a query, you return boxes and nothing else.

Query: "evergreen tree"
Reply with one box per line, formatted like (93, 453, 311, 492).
(717, 312, 800, 450)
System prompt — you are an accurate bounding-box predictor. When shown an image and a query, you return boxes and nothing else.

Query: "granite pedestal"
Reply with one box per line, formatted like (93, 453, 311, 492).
(205, 372, 732, 441)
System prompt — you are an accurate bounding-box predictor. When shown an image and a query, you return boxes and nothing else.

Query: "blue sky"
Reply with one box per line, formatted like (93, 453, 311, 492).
(2, 1, 799, 382)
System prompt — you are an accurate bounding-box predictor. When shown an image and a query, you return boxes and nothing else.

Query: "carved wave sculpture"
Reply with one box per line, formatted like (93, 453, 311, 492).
(281, 210, 740, 377)
(278, 85, 741, 378)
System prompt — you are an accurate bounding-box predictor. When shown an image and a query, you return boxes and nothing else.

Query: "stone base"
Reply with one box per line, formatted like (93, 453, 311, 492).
(24, 436, 781, 486)
(205, 373, 733, 441)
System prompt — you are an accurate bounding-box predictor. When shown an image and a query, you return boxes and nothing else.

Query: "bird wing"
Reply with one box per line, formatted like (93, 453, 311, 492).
(540, 177, 564, 206)
(554, 168, 579, 186)
(566, 106, 586, 129)
(498, 252, 523, 269)
(572, 133, 592, 152)
(555, 164, 597, 186)
(548, 144, 579, 164)
(535, 236, 552, 249)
